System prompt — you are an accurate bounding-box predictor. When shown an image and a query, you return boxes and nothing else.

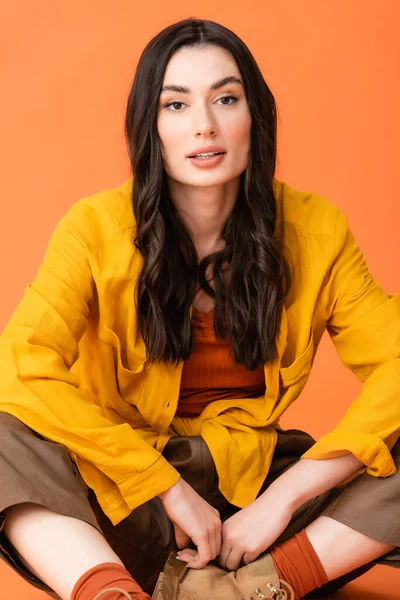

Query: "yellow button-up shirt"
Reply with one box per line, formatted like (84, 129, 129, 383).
(1, 177, 399, 525)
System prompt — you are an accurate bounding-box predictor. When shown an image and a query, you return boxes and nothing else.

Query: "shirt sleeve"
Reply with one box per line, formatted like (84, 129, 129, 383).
(301, 208, 400, 476)
(0, 200, 180, 509)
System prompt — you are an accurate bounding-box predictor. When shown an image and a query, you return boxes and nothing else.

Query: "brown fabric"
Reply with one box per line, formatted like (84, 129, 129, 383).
(70, 562, 150, 600)
(0, 412, 399, 600)
(270, 530, 328, 599)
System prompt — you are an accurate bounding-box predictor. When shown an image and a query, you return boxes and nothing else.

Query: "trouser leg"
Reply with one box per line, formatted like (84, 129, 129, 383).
(91, 430, 400, 595)
(257, 431, 400, 595)
(1, 414, 398, 597)
(0, 412, 103, 598)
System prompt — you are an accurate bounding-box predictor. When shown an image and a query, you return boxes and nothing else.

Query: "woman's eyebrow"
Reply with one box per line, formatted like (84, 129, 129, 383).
(160, 76, 243, 95)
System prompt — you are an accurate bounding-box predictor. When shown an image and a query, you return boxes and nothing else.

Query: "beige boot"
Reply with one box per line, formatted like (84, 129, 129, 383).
(152, 552, 294, 600)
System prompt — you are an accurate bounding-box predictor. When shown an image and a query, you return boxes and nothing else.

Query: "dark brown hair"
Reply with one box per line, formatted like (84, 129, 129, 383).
(124, 17, 291, 370)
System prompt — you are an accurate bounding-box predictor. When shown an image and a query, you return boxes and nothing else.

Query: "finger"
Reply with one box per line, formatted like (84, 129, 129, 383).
(242, 550, 260, 565)
(186, 538, 210, 569)
(173, 523, 190, 550)
(208, 527, 218, 560)
(225, 547, 244, 571)
(177, 548, 197, 562)
(218, 541, 233, 570)
(214, 522, 223, 557)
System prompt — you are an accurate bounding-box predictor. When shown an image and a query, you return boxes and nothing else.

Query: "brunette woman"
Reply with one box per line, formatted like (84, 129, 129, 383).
(0, 17, 399, 600)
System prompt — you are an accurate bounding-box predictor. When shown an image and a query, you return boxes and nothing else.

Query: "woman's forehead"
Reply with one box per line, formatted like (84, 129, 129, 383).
(161, 46, 240, 90)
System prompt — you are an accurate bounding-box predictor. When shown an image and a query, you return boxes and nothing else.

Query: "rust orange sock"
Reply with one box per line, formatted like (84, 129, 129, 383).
(270, 530, 328, 600)
(70, 562, 151, 600)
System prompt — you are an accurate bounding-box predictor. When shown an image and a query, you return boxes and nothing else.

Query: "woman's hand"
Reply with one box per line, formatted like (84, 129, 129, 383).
(218, 487, 294, 571)
(158, 477, 222, 569)
(217, 453, 364, 571)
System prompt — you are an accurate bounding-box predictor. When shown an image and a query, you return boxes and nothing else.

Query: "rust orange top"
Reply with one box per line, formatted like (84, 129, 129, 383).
(177, 305, 266, 417)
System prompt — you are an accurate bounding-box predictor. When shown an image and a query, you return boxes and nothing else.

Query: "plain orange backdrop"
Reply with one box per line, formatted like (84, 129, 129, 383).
(1, 1, 399, 598)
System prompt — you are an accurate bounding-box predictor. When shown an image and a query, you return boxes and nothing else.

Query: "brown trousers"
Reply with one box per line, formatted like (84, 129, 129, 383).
(0, 413, 399, 598)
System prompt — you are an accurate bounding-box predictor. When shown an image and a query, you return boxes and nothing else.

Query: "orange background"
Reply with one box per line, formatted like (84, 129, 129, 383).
(1, 1, 399, 598)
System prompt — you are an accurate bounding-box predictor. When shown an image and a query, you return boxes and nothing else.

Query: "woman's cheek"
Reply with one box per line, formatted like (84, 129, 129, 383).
(161, 124, 185, 158)
(229, 114, 251, 141)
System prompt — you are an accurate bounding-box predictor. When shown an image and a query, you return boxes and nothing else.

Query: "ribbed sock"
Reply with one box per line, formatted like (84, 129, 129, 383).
(70, 562, 151, 600)
(270, 530, 329, 600)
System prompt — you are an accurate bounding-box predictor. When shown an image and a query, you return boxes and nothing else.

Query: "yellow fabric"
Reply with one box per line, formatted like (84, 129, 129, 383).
(0, 177, 399, 526)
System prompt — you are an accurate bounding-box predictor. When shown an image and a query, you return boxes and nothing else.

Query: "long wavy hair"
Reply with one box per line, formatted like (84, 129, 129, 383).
(124, 18, 291, 370)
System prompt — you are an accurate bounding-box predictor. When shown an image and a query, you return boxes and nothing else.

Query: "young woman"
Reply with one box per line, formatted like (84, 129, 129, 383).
(0, 17, 399, 600)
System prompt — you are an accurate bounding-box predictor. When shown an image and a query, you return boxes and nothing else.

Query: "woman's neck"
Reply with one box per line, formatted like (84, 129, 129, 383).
(167, 174, 240, 256)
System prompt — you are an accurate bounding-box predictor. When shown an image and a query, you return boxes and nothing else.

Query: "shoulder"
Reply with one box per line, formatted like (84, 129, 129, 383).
(66, 177, 347, 246)
(273, 178, 345, 237)
(66, 177, 135, 238)
(46, 178, 135, 277)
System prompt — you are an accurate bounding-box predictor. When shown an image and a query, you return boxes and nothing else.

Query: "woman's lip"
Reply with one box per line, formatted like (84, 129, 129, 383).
(187, 152, 226, 158)
(188, 153, 226, 168)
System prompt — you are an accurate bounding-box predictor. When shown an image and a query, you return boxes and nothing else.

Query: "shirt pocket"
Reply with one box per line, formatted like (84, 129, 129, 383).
(279, 327, 315, 389)
(97, 320, 146, 405)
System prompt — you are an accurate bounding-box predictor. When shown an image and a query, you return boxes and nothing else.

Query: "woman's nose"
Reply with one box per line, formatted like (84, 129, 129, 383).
(193, 105, 217, 137)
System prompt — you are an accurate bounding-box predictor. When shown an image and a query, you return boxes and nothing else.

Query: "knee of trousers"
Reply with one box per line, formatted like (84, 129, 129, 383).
(0, 411, 90, 509)
(0, 411, 58, 462)
(0, 412, 47, 465)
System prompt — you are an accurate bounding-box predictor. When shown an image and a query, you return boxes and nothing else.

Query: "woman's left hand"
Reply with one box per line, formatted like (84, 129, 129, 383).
(176, 484, 295, 570)
(217, 488, 294, 571)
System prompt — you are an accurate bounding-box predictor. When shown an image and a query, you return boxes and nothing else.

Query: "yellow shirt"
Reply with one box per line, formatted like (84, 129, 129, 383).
(1, 177, 399, 525)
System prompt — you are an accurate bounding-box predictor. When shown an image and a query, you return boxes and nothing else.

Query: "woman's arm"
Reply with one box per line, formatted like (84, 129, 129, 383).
(216, 207, 400, 570)
(264, 453, 364, 513)
(0, 198, 180, 521)
(301, 210, 400, 475)
(212, 452, 364, 570)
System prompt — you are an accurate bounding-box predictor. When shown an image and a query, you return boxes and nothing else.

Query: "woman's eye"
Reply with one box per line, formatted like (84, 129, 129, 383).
(163, 95, 238, 112)
(218, 95, 238, 106)
(166, 101, 185, 111)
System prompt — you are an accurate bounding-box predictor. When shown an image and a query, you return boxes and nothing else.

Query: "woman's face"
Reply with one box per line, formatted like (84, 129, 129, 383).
(157, 45, 252, 189)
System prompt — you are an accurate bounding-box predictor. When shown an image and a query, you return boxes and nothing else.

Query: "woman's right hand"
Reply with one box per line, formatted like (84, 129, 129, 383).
(158, 477, 222, 568)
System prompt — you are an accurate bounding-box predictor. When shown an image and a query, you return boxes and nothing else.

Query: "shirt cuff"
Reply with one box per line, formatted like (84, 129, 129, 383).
(301, 430, 397, 477)
(117, 453, 181, 510)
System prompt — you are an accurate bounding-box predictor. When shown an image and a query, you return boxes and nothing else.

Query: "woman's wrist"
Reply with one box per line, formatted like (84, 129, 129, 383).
(157, 476, 183, 502)
(264, 453, 364, 512)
